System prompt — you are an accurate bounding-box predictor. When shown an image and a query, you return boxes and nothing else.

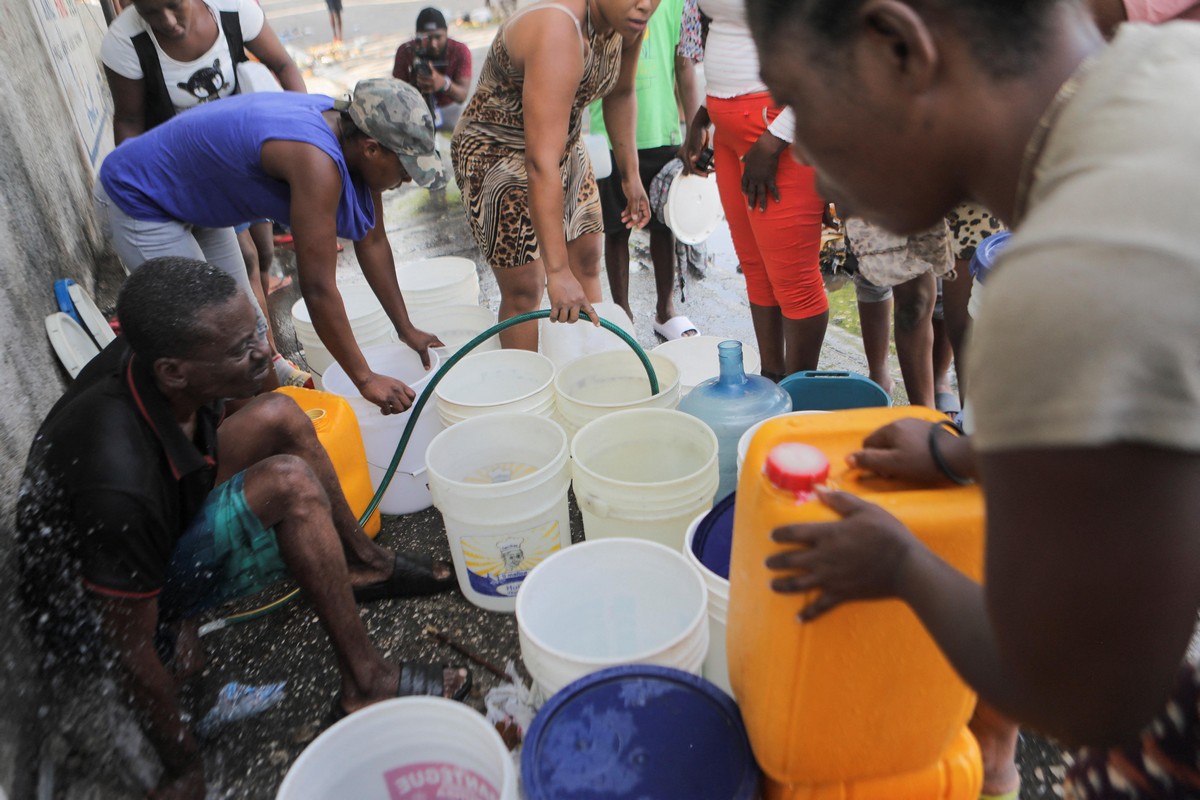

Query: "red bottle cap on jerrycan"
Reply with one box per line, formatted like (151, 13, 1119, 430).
(765, 443, 830, 495)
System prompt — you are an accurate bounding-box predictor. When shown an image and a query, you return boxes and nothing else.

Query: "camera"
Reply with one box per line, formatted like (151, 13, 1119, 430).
(694, 146, 715, 172)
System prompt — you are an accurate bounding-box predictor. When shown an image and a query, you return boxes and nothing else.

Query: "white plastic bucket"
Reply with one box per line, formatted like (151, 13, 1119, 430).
(538, 301, 634, 369)
(276, 697, 516, 800)
(426, 413, 571, 613)
(735, 410, 832, 476)
(553, 351, 681, 442)
(516, 538, 709, 698)
(684, 507, 732, 697)
(434, 350, 556, 428)
(292, 285, 393, 377)
(408, 304, 500, 361)
(396, 256, 480, 311)
(652, 336, 762, 393)
(571, 408, 719, 550)
(322, 344, 441, 515)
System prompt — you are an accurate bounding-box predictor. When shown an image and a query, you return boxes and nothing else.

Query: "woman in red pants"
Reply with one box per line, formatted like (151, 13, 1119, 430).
(680, 0, 827, 380)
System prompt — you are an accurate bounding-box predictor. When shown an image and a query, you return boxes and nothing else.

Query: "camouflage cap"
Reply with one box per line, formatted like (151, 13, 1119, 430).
(347, 78, 446, 189)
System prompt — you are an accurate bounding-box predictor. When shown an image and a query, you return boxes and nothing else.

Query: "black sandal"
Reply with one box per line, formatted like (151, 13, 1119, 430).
(352, 551, 457, 603)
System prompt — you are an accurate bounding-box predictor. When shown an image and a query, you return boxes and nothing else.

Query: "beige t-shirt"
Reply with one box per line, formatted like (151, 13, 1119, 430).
(969, 24, 1200, 453)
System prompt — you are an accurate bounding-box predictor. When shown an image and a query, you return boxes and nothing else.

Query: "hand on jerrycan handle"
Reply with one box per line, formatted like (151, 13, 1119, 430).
(768, 484, 920, 623)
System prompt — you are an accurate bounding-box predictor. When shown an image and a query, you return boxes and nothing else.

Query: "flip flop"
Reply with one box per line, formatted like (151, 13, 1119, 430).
(330, 663, 472, 722)
(352, 551, 457, 603)
(266, 274, 293, 295)
(935, 391, 962, 414)
(652, 315, 700, 341)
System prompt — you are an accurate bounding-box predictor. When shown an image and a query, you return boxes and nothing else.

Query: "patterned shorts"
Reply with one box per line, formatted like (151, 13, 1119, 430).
(158, 472, 288, 621)
(845, 217, 955, 291)
(945, 202, 1005, 261)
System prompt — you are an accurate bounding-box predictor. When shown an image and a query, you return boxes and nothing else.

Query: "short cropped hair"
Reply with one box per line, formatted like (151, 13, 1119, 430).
(749, 0, 1067, 79)
(116, 257, 240, 363)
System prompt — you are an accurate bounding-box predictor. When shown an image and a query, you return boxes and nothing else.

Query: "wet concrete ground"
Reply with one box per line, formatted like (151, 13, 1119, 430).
(41, 186, 1067, 799)
(48, 20, 1073, 800)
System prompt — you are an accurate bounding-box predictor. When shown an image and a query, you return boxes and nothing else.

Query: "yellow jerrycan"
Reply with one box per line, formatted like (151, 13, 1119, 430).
(728, 406, 983, 798)
(274, 386, 381, 538)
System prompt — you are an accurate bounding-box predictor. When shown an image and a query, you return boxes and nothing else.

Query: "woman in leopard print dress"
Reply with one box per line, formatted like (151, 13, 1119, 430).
(451, 0, 656, 350)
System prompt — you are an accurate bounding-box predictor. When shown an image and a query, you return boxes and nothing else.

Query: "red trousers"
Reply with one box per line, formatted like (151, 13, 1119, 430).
(709, 92, 827, 319)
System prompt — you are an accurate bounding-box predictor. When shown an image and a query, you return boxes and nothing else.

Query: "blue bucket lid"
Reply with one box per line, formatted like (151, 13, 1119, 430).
(522, 665, 760, 800)
(690, 492, 736, 580)
(968, 231, 1011, 283)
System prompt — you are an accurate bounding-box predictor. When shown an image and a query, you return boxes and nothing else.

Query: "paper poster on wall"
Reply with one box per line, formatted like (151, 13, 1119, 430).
(28, 0, 113, 170)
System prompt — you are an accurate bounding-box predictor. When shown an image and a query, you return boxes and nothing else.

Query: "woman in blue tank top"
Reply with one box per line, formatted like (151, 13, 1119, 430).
(97, 79, 447, 413)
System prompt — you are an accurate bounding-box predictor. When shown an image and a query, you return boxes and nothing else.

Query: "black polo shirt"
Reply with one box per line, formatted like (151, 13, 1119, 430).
(17, 339, 220, 650)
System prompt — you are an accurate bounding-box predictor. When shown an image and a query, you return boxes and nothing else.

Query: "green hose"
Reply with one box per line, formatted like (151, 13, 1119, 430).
(202, 309, 658, 632)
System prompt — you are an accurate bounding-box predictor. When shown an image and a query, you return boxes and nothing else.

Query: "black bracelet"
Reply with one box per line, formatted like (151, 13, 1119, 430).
(928, 420, 974, 486)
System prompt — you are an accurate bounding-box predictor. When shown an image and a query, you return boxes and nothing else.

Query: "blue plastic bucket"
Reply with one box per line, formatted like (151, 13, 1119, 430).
(521, 665, 760, 799)
(968, 230, 1011, 284)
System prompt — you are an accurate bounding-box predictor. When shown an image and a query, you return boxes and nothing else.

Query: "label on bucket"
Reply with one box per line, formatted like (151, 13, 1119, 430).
(384, 761, 499, 800)
(462, 522, 562, 598)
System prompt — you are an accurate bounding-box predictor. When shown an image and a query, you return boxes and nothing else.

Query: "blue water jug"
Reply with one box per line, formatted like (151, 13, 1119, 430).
(679, 340, 792, 500)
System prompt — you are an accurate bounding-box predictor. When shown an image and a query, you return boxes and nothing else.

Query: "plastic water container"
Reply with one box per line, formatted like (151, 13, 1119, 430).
(426, 413, 571, 613)
(582, 133, 612, 180)
(728, 407, 984, 797)
(679, 340, 792, 501)
(683, 492, 736, 696)
(777, 370, 892, 411)
(571, 408, 719, 550)
(516, 538, 709, 698)
(538, 301, 634, 369)
(434, 350, 556, 428)
(968, 230, 1011, 320)
(275, 697, 517, 800)
(735, 411, 831, 476)
(321, 344, 441, 515)
(663, 173, 725, 246)
(407, 304, 500, 361)
(521, 666, 760, 800)
(396, 256, 480, 311)
(652, 336, 762, 393)
(553, 351, 681, 442)
(291, 285, 393, 378)
(273, 386, 381, 538)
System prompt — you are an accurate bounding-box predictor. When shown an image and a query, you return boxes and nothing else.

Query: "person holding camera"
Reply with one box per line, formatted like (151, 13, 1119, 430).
(392, 7, 472, 131)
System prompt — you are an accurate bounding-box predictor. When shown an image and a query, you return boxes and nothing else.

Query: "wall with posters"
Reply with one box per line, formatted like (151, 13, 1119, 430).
(0, 0, 121, 795)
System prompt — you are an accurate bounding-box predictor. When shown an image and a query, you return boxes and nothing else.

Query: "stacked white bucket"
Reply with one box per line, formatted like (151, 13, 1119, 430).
(276, 697, 517, 800)
(292, 284, 393, 386)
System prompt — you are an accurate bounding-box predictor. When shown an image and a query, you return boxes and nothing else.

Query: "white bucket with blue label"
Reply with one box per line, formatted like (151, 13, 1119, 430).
(425, 412, 572, 613)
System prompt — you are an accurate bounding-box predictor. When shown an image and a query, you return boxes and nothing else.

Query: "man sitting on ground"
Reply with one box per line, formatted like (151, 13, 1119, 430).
(18, 258, 469, 800)
(392, 7, 472, 132)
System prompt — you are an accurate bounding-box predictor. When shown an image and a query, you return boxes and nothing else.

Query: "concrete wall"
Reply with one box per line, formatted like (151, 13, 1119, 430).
(0, 2, 121, 795)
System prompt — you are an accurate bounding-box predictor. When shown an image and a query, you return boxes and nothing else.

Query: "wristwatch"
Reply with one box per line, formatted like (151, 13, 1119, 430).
(442, 74, 453, 93)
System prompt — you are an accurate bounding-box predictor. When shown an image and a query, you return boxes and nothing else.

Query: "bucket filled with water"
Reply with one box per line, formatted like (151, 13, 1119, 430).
(433, 350, 556, 428)
(426, 413, 571, 613)
(553, 351, 681, 442)
(276, 697, 516, 800)
(516, 537, 709, 698)
(321, 344, 441, 515)
(571, 408, 718, 550)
